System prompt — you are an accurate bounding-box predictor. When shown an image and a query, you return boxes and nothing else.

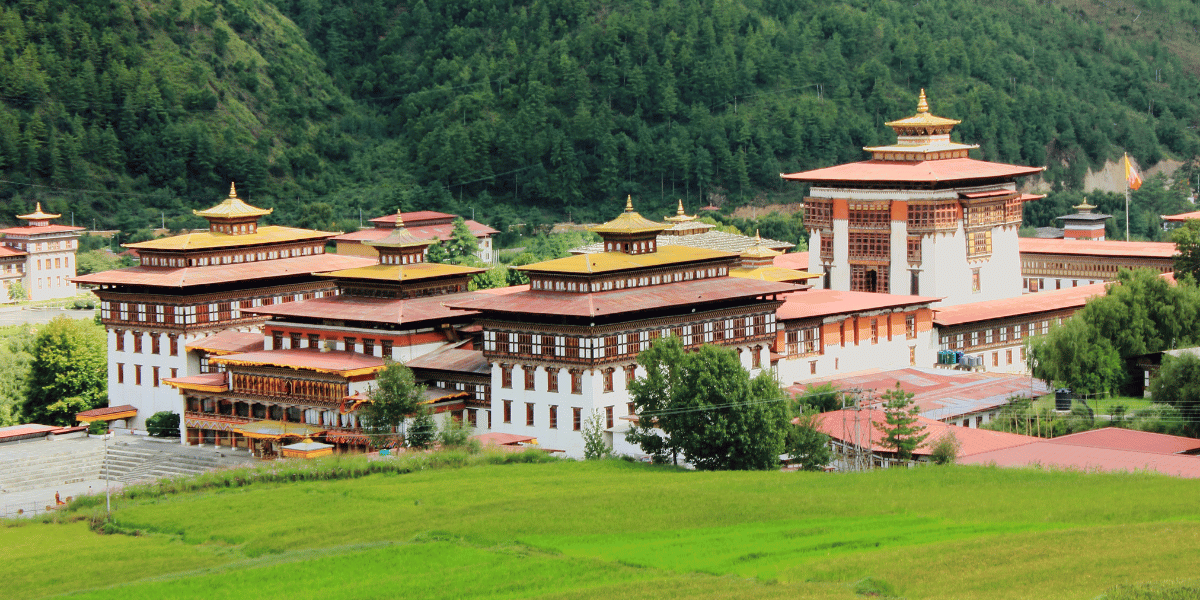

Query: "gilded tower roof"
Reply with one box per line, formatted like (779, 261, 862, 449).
(884, 89, 961, 129)
(589, 196, 669, 235)
(17, 202, 60, 221)
(193, 183, 273, 219)
(739, 231, 783, 260)
(664, 199, 697, 223)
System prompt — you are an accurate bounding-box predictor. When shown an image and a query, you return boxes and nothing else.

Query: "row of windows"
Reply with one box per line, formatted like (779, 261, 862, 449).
(113, 330, 180, 356)
(35, 256, 70, 270)
(602, 239, 657, 254)
(271, 331, 396, 357)
(500, 365, 591, 394)
(968, 231, 993, 258)
(847, 203, 890, 229)
(141, 245, 323, 268)
(834, 315, 917, 346)
(501, 401, 627, 431)
(847, 233, 889, 260)
(907, 202, 960, 230)
(380, 249, 427, 265)
(210, 222, 258, 234)
(529, 266, 727, 293)
(38, 276, 70, 289)
(6, 239, 74, 251)
(941, 318, 1061, 350)
(186, 398, 349, 430)
(485, 316, 774, 360)
(229, 373, 348, 403)
(103, 291, 325, 325)
(115, 363, 177, 387)
(1024, 278, 1098, 293)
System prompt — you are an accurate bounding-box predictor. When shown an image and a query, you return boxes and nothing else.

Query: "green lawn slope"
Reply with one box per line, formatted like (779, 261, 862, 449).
(6, 457, 1200, 599)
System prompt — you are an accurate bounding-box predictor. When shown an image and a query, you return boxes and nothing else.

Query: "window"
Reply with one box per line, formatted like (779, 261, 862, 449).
(290, 333, 301, 349)
(362, 339, 375, 356)
(751, 346, 762, 369)
(171, 368, 177, 378)
(573, 407, 582, 431)
(905, 315, 916, 339)
(972, 268, 981, 293)
(605, 406, 614, 429)
(603, 368, 614, 392)
(627, 402, 635, 416)
(116, 363, 124, 384)
(910, 270, 920, 295)
(343, 337, 356, 352)
(909, 346, 916, 366)
(308, 333, 320, 348)
(810, 360, 818, 375)
(133, 332, 142, 353)
(992, 352, 999, 367)
(626, 364, 637, 386)
(272, 331, 283, 349)
(871, 320, 879, 344)
(503, 400, 512, 423)
(169, 335, 179, 356)
(1006, 349, 1012, 365)
(381, 340, 393, 358)
(115, 330, 125, 352)
(134, 365, 142, 386)
(152, 366, 160, 387)
(549, 405, 558, 429)
(501, 365, 513, 389)
(526, 403, 535, 427)
(547, 367, 559, 393)
(571, 370, 582, 394)
(524, 366, 536, 390)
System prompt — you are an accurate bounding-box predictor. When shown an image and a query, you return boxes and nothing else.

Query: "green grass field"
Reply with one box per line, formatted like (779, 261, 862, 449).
(7, 456, 1200, 599)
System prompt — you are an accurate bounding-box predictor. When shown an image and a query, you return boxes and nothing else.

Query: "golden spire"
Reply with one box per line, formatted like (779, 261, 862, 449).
(229, 182, 237, 198)
(917, 89, 929, 114)
(755, 229, 762, 243)
(676, 199, 685, 216)
(625, 195, 634, 212)
(395, 208, 405, 228)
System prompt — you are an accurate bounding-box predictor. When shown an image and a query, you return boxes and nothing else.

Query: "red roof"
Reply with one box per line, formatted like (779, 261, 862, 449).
(811, 408, 1037, 457)
(247, 292, 487, 325)
(448, 278, 796, 318)
(933, 283, 1106, 326)
(75, 404, 138, 418)
(371, 210, 454, 225)
(1044, 428, 1200, 455)
(187, 331, 264, 355)
(212, 348, 386, 375)
(776, 289, 938, 321)
(959, 441, 1200, 478)
(1162, 210, 1200, 222)
(773, 251, 809, 271)
(0, 246, 27, 257)
(73, 254, 375, 288)
(0, 423, 57, 440)
(335, 219, 498, 243)
(792, 368, 1048, 422)
(472, 432, 537, 446)
(0, 224, 85, 236)
(782, 158, 1044, 185)
(1018, 237, 1178, 259)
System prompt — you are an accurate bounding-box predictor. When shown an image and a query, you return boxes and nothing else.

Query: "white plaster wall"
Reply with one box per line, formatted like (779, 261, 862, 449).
(783, 328, 934, 386)
(889, 220, 908, 294)
(107, 329, 199, 431)
(832, 218, 850, 290)
(808, 230, 826, 289)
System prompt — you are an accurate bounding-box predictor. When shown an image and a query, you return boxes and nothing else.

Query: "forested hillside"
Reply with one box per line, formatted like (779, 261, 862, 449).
(4, 0, 1200, 233)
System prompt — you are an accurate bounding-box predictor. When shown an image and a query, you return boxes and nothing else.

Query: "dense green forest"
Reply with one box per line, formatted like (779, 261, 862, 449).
(4, 0, 1200, 236)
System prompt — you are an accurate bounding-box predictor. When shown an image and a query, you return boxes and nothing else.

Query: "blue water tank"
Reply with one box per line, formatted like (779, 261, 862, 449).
(955, 351, 965, 364)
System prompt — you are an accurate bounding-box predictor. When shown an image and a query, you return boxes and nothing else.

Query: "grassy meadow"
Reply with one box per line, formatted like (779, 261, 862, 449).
(6, 453, 1200, 599)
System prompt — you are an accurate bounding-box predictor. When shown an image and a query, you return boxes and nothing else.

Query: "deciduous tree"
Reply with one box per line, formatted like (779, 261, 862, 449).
(1148, 352, 1200, 438)
(787, 407, 832, 471)
(627, 337, 789, 470)
(23, 317, 107, 426)
(1029, 316, 1124, 395)
(360, 361, 424, 449)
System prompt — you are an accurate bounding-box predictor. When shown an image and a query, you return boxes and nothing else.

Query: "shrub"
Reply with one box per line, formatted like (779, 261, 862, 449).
(407, 409, 436, 449)
(87, 419, 108, 435)
(145, 411, 180, 437)
(929, 432, 962, 465)
(438, 417, 473, 449)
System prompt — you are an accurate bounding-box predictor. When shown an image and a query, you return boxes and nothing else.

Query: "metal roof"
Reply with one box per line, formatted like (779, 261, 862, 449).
(1018, 238, 1178, 258)
(776, 289, 939, 321)
(124, 226, 334, 251)
(245, 292, 488, 325)
(73, 253, 375, 288)
(519, 245, 734, 275)
(933, 283, 1106, 327)
(571, 230, 794, 255)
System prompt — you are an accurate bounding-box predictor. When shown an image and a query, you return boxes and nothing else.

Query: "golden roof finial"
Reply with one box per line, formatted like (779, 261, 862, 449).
(395, 208, 406, 228)
(229, 182, 238, 198)
(917, 89, 929, 114)
(625, 195, 634, 213)
(34, 202, 44, 213)
(755, 229, 762, 243)
(676, 199, 685, 216)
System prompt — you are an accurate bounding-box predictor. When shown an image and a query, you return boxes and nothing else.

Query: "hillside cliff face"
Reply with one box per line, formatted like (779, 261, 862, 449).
(3, 0, 1200, 231)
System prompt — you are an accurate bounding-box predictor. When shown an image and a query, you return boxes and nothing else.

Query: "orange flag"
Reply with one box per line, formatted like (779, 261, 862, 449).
(1125, 153, 1143, 190)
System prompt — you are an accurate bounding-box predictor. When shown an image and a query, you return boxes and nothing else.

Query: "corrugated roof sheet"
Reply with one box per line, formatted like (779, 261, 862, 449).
(73, 253, 375, 288)
(793, 367, 1049, 423)
(959, 441, 1200, 478)
(933, 283, 1105, 326)
(332, 220, 499, 243)
(773, 252, 809, 270)
(449, 278, 796, 317)
(776, 289, 939, 321)
(0, 224, 85, 235)
(0, 246, 27, 257)
(1162, 210, 1200, 222)
(1044, 428, 1200, 455)
(781, 158, 1044, 184)
(728, 266, 820, 283)
(1018, 237, 1178, 258)
(75, 404, 138, 418)
(812, 408, 1037, 457)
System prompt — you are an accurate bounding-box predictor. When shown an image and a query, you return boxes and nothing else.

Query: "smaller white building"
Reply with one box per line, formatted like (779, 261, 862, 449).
(0, 203, 83, 301)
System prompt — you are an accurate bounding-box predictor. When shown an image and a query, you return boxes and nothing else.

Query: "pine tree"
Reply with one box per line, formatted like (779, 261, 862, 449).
(872, 383, 929, 461)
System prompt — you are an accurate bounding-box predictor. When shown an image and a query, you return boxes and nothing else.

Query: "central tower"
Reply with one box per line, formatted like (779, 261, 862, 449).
(782, 91, 1045, 306)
